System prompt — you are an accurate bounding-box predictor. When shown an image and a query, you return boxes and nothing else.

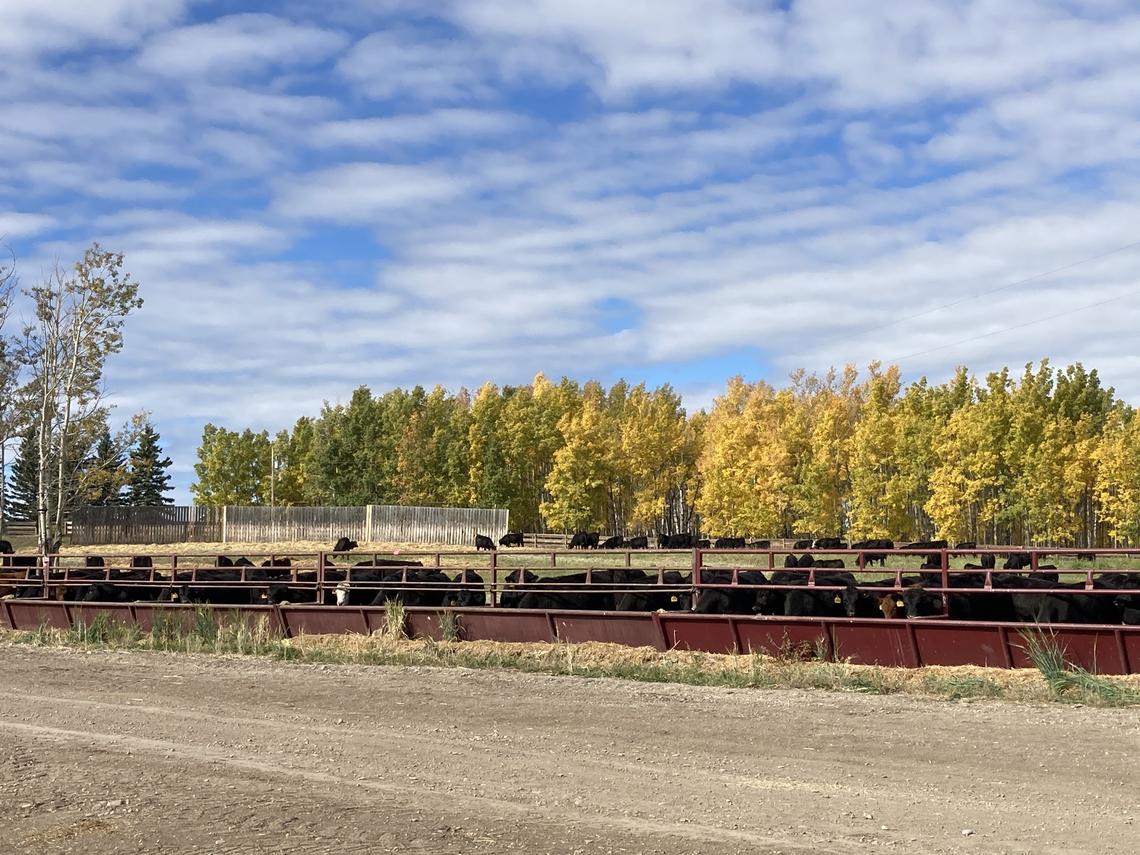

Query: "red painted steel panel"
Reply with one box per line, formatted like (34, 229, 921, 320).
(832, 622, 918, 667)
(551, 612, 663, 649)
(5, 600, 69, 630)
(67, 604, 136, 627)
(658, 615, 739, 653)
(280, 607, 369, 637)
(406, 610, 443, 641)
(456, 610, 554, 643)
(913, 623, 1011, 668)
(1122, 632, 1140, 674)
(0, 601, 11, 629)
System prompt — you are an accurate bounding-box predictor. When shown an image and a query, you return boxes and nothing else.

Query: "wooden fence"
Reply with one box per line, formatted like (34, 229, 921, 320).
(70, 505, 509, 546)
(70, 506, 223, 545)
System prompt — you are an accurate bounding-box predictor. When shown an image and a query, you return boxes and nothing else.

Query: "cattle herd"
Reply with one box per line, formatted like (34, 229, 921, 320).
(2, 536, 1139, 626)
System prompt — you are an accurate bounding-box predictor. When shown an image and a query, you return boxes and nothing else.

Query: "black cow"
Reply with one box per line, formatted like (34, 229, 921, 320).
(475, 533, 496, 551)
(329, 558, 426, 605)
(215, 555, 234, 567)
(697, 539, 711, 549)
(713, 537, 746, 549)
(658, 533, 696, 549)
(0, 539, 13, 555)
(369, 569, 452, 607)
(1076, 552, 1096, 562)
(615, 572, 691, 612)
(954, 541, 977, 551)
(813, 538, 847, 550)
(754, 570, 805, 615)
(851, 539, 893, 567)
(130, 556, 153, 569)
(1002, 553, 1033, 570)
(797, 553, 814, 568)
(980, 553, 996, 569)
(747, 539, 771, 549)
(332, 537, 358, 553)
(569, 531, 599, 549)
(443, 569, 486, 607)
(996, 574, 1109, 624)
(783, 574, 855, 617)
(499, 569, 540, 608)
(515, 569, 647, 611)
(627, 535, 649, 549)
(812, 558, 846, 569)
(499, 531, 524, 547)
(792, 539, 813, 550)
(693, 570, 767, 614)
(600, 535, 624, 549)
(904, 540, 948, 565)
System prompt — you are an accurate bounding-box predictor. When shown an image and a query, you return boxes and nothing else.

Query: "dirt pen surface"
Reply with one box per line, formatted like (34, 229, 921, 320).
(0, 647, 1136, 855)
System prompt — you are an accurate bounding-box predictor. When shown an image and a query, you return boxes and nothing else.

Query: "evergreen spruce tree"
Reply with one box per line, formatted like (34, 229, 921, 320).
(85, 428, 128, 506)
(125, 422, 173, 506)
(7, 429, 40, 521)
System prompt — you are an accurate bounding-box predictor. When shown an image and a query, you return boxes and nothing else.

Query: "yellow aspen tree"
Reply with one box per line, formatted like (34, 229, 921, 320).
(541, 395, 613, 531)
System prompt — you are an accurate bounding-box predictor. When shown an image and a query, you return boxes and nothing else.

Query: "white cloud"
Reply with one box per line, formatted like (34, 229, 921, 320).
(0, 0, 185, 56)
(273, 163, 469, 222)
(137, 13, 348, 79)
(311, 109, 528, 148)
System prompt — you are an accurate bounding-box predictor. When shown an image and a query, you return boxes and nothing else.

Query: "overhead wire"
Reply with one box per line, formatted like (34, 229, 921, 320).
(882, 284, 1140, 364)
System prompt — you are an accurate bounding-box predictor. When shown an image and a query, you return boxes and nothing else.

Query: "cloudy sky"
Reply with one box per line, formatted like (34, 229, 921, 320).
(4, 1, 1140, 503)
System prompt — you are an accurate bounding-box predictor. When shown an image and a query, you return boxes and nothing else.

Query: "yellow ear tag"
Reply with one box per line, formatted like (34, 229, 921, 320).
(833, 595, 841, 604)
(896, 600, 904, 608)
(669, 595, 679, 602)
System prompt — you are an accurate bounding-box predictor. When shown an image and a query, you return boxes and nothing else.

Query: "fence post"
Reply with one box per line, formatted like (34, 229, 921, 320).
(221, 506, 228, 544)
(365, 505, 374, 543)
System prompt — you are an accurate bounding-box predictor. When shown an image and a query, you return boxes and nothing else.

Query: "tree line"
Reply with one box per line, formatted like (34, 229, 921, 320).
(192, 358, 1140, 547)
(0, 245, 170, 550)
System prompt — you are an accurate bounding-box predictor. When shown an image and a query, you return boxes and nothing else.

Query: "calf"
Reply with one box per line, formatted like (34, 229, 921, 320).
(498, 531, 524, 547)
(333, 536, 358, 553)
(792, 539, 813, 550)
(626, 535, 649, 549)
(474, 533, 496, 551)
(747, 539, 771, 549)
(600, 535, 624, 549)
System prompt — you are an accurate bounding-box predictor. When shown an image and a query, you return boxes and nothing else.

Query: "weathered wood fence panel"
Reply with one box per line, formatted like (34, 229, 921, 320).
(222, 506, 369, 544)
(71, 505, 508, 546)
(370, 505, 509, 545)
(70, 506, 222, 545)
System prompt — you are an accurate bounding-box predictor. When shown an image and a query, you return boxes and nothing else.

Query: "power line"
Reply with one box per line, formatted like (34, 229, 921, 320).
(828, 237, 1140, 348)
(882, 285, 1140, 365)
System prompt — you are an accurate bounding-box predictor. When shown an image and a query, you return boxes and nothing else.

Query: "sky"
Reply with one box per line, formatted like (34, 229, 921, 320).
(4, 1, 1140, 504)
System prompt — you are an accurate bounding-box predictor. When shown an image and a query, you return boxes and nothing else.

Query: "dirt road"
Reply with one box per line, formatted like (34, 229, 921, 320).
(0, 645, 1136, 854)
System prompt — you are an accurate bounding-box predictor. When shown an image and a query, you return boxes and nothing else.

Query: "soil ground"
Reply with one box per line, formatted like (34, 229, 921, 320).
(1, 645, 1137, 854)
